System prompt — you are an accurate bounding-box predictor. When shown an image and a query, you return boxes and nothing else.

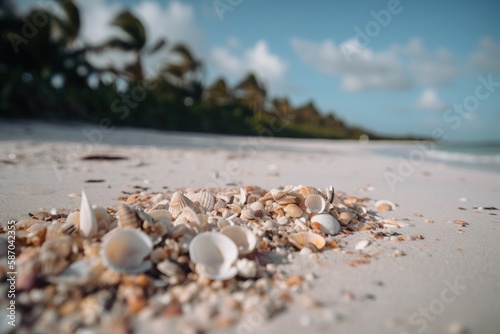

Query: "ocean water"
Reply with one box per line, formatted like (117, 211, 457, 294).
(374, 141, 500, 173)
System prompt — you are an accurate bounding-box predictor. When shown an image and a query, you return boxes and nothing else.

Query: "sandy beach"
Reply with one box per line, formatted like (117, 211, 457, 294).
(1, 120, 499, 334)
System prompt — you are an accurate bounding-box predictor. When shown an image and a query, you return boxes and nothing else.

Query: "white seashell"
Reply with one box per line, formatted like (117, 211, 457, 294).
(47, 259, 100, 286)
(277, 216, 289, 226)
(101, 229, 153, 274)
(236, 258, 257, 278)
(189, 232, 238, 280)
(288, 232, 326, 251)
(324, 186, 335, 204)
(284, 204, 303, 218)
(220, 225, 257, 255)
(92, 206, 113, 225)
(169, 192, 194, 218)
(374, 200, 396, 211)
(311, 213, 341, 235)
(66, 211, 80, 226)
(304, 194, 326, 214)
(80, 191, 97, 238)
(217, 218, 231, 229)
(355, 239, 371, 250)
(270, 188, 287, 201)
(117, 204, 141, 229)
(194, 191, 216, 210)
(240, 209, 255, 221)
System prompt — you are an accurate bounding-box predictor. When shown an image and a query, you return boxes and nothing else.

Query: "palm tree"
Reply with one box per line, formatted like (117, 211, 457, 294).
(234, 73, 266, 114)
(162, 43, 203, 99)
(203, 77, 232, 105)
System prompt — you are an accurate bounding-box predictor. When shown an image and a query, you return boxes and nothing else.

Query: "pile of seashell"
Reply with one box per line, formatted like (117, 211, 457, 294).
(2, 185, 396, 333)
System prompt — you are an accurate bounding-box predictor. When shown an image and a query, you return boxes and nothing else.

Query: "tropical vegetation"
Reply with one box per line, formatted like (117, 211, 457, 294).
(0, 0, 383, 139)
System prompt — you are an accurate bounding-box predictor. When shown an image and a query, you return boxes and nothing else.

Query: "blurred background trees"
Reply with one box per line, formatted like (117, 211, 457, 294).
(0, 0, 379, 139)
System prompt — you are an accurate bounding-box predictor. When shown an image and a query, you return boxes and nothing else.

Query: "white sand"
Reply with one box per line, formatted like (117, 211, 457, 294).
(1, 120, 499, 333)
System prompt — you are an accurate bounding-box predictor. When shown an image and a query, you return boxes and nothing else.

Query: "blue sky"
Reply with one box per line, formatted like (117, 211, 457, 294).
(20, 0, 500, 141)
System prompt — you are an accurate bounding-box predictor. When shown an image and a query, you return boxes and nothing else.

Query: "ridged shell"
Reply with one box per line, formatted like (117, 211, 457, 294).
(304, 194, 326, 214)
(117, 204, 142, 229)
(169, 192, 195, 218)
(298, 185, 319, 198)
(80, 191, 97, 238)
(189, 232, 238, 280)
(220, 225, 257, 255)
(288, 232, 326, 251)
(100, 229, 153, 274)
(194, 191, 216, 210)
(311, 214, 341, 235)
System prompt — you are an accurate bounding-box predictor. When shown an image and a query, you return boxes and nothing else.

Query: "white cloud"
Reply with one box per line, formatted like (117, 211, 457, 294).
(290, 37, 458, 91)
(209, 40, 288, 92)
(468, 37, 500, 73)
(290, 37, 411, 92)
(403, 38, 457, 86)
(415, 88, 446, 111)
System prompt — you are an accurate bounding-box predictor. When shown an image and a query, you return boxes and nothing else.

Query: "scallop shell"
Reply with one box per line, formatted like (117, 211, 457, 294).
(169, 192, 195, 218)
(189, 232, 238, 280)
(304, 194, 326, 214)
(288, 232, 326, 251)
(220, 225, 257, 255)
(100, 229, 153, 274)
(311, 213, 341, 235)
(194, 191, 216, 210)
(374, 200, 396, 211)
(297, 185, 319, 198)
(80, 191, 97, 238)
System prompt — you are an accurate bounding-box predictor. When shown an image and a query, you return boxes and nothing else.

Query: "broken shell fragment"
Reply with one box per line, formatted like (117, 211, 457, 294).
(311, 214, 341, 235)
(374, 200, 396, 211)
(220, 225, 257, 255)
(236, 258, 257, 278)
(304, 194, 326, 214)
(189, 232, 238, 280)
(288, 232, 326, 251)
(355, 239, 371, 250)
(80, 191, 98, 238)
(100, 229, 153, 275)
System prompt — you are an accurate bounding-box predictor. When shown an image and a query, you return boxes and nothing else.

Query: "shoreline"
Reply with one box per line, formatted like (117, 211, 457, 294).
(1, 121, 500, 333)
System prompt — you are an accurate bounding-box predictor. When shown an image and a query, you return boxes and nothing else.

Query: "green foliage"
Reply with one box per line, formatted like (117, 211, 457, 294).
(0, 1, 383, 140)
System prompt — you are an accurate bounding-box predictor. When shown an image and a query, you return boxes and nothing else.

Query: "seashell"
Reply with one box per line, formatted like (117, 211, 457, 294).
(157, 260, 186, 280)
(176, 207, 203, 232)
(284, 204, 303, 218)
(92, 206, 113, 226)
(277, 195, 298, 206)
(189, 232, 238, 280)
(101, 229, 153, 274)
(148, 209, 173, 223)
(40, 251, 69, 276)
(41, 236, 72, 258)
(270, 188, 288, 201)
(355, 239, 371, 250)
(195, 191, 216, 210)
(238, 187, 247, 205)
(217, 218, 232, 230)
(240, 209, 255, 221)
(79, 191, 98, 238)
(338, 210, 354, 225)
(220, 225, 257, 255)
(117, 204, 142, 229)
(277, 216, 289, 226)
(214, 198, 227, 211)
(66, 211, 80, 226)
(324, 186, 335, 204)
(236, 258, 257, 278)
(311, 214, 341, 235)
(169, 192, 195, 218)
(150, 247, 167, 264)
(374, 200, 396, 211)
(298, 185, 319, 198)
(304, 194, 326, 214)
(288, 232, 326, 251)
(47, 259, 101, 286)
